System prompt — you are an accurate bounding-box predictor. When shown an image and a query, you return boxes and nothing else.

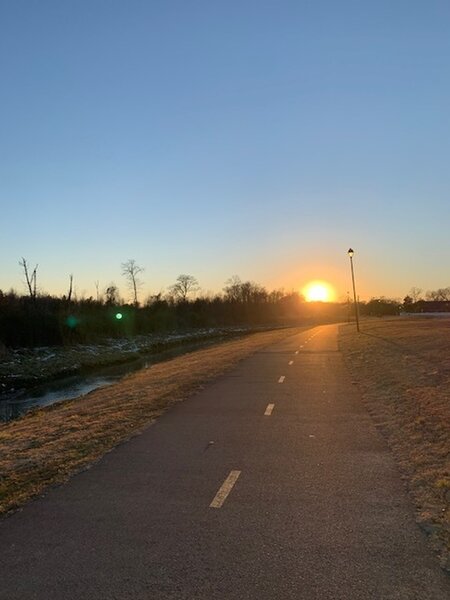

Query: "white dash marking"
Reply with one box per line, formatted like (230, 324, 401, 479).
(288, 360, 294, 365)
(210, 470, 241, 508)
(264, 403, 275, 416)
(295, 350, 299, 355)
(278, 375, 285, 383)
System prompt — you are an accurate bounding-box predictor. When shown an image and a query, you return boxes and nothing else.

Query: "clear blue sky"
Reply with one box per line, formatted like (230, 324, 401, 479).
(1, 0, 449, 301)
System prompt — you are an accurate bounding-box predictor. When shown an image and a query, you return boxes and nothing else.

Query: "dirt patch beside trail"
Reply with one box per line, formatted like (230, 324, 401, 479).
(339, 317, 450, 571)
(0, 326, 304, 516)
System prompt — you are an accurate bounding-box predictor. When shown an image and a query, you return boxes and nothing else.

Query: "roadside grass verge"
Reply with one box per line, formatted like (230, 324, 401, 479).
(339, 317, 450, 571)
(0, 326, 304, 516)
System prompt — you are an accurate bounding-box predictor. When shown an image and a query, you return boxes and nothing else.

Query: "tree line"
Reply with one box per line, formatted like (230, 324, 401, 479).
(403, 286, 450, 304)
(0, 258, 349, 348)
(2, 259, 447, 348)
(0, 286, 347, 349)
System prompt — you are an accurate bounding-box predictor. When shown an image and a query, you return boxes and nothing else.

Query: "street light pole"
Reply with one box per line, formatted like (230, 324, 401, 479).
(347, 248, 360, 332)
(347, 291, 350, 323)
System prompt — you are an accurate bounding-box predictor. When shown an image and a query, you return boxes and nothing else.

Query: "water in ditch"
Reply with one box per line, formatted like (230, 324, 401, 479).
(0, 340, 216, 422)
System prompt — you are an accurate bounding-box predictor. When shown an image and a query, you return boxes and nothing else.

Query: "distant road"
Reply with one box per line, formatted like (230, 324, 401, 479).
(1, 325, 449, 599)
(400, 312, 450, 318)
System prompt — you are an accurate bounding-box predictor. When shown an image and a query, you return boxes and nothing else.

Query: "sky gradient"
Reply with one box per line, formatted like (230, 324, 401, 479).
(1, 1, 449, 302)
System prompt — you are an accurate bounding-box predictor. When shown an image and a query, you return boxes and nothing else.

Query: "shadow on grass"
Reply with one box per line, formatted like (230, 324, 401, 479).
(358, 329, 445, 370)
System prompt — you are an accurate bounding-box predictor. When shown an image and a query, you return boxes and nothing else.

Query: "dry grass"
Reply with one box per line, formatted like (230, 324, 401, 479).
(0, 326, 304, 516)
(339, 317, 450, 570)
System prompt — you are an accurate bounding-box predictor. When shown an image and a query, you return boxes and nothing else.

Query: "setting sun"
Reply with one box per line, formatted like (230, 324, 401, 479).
(302, 280, 335, 302)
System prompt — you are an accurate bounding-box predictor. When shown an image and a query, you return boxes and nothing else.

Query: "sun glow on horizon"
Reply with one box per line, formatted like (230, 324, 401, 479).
(302, 280, 335, 302)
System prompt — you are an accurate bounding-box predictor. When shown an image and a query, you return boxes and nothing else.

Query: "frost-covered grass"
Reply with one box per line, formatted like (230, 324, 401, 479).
(0, 326, 255, 392)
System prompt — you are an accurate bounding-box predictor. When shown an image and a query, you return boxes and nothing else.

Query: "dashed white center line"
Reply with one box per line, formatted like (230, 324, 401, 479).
(295, 350, 299, 355)
(264, 403, 275, 416)
(288, 360, 294, 365)
(278, 375, 285, 383)
(210, 470, 241, 509)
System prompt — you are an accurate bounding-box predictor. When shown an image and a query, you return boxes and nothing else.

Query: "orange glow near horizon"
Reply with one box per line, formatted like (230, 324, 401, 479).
(302, 280, 336, 302)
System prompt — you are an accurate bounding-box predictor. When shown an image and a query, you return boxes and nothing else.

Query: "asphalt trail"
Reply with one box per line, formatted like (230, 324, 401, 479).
(1, 325, 449, 599)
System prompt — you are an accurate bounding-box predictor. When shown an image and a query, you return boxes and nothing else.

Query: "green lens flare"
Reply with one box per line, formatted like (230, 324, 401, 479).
(66, 315, 78, 328)
(115, 312, 123, 320)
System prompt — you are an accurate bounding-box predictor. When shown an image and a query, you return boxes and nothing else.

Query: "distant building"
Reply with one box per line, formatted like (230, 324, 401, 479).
(411, 300, 450, 313)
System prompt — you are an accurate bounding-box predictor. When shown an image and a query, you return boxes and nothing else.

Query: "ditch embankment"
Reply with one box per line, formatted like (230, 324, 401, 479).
(0, 327, 257, 394)
(0, 327, 286, 421)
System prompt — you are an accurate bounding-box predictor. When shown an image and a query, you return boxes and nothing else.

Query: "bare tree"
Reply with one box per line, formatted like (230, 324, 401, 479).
(223, 275, 267, 303)
(105, 283, 119, 305)
(19, 257, 38, 298)
(426, 287, 450, 301)
(67, 274, 74, 302)
(169, 274, 199, 301)
(409, 287, 423, 303)
(145, 291, 163, 307)
(121, 259, 144, 305)
(223, 275, 242, 302)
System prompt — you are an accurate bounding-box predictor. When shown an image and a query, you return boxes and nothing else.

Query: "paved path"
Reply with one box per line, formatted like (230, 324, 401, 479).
(1, 325, 449, 599)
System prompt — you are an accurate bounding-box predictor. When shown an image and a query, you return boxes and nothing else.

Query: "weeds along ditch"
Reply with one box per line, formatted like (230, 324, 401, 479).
(0, 327, 258, 422)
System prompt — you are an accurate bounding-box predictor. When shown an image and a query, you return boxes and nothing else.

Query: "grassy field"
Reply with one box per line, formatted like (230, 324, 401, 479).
(339, 317, 450, 571)
(0, 326, 305, 516)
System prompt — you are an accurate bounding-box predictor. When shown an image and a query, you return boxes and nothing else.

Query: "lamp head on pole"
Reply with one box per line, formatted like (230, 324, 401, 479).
(347, 248, 354, 258)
